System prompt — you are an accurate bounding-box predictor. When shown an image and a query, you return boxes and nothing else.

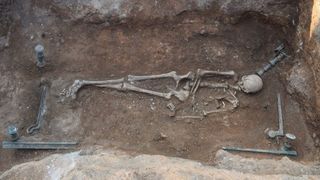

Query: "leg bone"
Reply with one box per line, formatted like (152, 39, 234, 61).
(198, 69, 236, 77)
(190, 82, 241, 91)
(190, 69, 236, 95)
(63, 78, 124, 99)
(100, 83, 190, 101)
(123, 82, 172, 99)
(128, 71, 194, 88)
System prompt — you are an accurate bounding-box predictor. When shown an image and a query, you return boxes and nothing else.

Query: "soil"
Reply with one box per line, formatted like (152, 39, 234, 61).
(0, 0, 318, 173)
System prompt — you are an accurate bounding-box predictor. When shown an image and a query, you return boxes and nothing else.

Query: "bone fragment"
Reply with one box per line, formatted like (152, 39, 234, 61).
(176, 116, 204, 120)
(202, 108, 230, 116)
(226, 90, 239, 108)
(166, 102, 176, 112)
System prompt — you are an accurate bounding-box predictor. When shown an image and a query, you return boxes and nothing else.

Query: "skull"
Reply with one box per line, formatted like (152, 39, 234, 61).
(238, 74, 263, 93)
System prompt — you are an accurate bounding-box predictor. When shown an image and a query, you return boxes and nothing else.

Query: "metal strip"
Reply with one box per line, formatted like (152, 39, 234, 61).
(222, 146, 297, 156)
(277, 93, 284, 136)
(2, 141, 78, 149)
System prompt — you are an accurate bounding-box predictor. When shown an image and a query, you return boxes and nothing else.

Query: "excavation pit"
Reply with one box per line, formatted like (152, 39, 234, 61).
(0, 0, 319, 175)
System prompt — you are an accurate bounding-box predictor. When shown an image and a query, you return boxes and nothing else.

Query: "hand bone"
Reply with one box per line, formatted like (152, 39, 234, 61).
(202, 90, 239, 116)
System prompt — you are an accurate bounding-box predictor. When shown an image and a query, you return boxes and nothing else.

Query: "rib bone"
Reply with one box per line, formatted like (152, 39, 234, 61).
(190, 69, 202, 95)
(128, 71, 194, 88)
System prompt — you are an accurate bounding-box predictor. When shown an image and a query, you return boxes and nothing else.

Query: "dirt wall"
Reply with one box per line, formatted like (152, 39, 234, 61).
(309, 0, 320, 115)
(49, 0, 299, 26)
(294, 0, 320, 136)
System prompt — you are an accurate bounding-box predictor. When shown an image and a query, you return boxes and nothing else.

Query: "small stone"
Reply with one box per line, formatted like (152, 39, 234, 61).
(199, 29, 207, 36)
(168, 111, 176, 117)
(185, 119, 192, 124)
(263, 102, 270, 110)
(150, 104, 156, 111)
(311, 122, 318, 128)
(153, 132, 168, 141)
(315, 138, 320, 146)
(313, 133, 317, 139)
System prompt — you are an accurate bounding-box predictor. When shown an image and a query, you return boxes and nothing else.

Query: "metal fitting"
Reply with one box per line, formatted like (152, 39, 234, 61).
(35, 44, 45, 68)
(283, 133, 296, 151)
(7, 125, 19, 141)
(256, 44, 287, 77)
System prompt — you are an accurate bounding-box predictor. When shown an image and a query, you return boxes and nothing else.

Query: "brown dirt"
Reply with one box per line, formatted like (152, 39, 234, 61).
(0, 0, 317, 173)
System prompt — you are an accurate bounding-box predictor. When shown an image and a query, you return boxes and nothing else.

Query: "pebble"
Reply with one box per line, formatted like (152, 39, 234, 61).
(153, 132, 168, 141)
(315, 138, 320, 147)
(313, 133, 317, 139)
(168, 111, 175, 117)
